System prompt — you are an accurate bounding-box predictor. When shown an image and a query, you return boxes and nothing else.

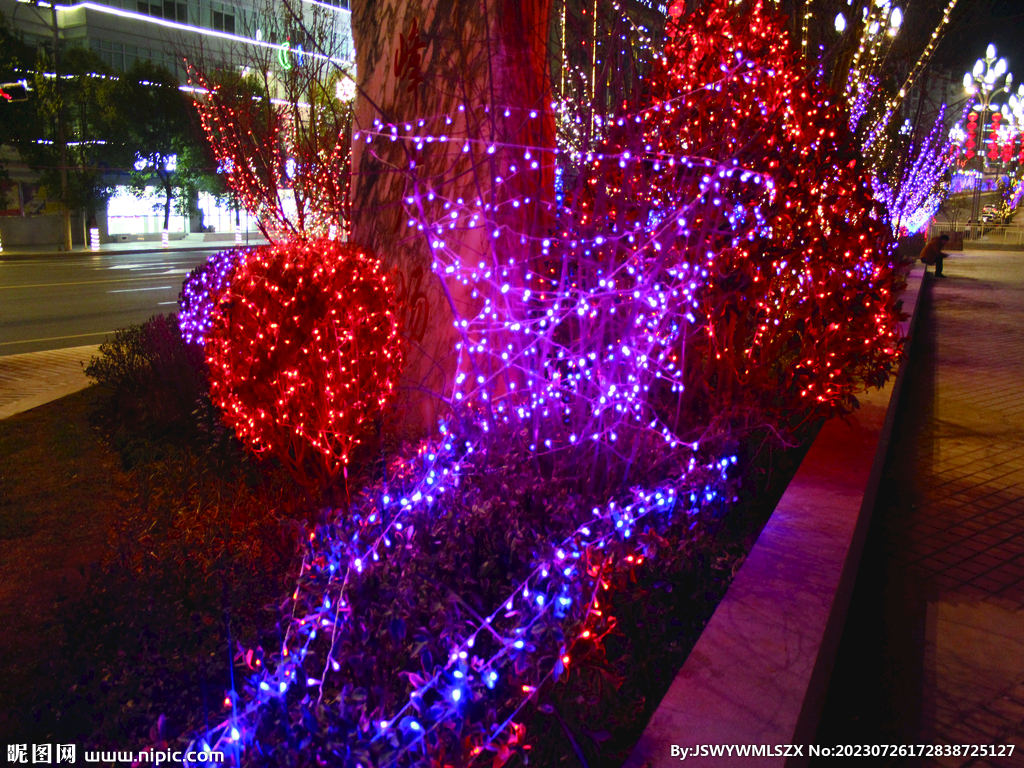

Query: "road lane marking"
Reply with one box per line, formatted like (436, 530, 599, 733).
(0, 277, 178, 289)
(108, 285, 173, 293)
(0, 331, 116, 347)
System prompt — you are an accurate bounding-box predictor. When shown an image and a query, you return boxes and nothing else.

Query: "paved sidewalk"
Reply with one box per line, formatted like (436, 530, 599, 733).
(816, 250, 1024, 767)
(0, 345, 99, 420)
(908, 251, 1024, 767)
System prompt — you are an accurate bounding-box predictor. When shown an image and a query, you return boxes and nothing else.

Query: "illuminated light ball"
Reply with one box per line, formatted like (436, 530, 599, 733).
(335, 76, 357, 103)
(178, 247, 248, 346)
(205, 238, 405, 495)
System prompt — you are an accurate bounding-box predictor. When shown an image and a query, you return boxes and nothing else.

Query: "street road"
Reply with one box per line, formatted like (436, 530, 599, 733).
(0, 249, 215, 354)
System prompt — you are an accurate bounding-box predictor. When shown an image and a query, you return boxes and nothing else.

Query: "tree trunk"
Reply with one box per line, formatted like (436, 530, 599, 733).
(350, 0, 553, 434)
(161, 172, 172, 232)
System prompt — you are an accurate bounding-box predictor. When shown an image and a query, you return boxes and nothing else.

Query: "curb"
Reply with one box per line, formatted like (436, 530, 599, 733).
(0, 241, 268, 261)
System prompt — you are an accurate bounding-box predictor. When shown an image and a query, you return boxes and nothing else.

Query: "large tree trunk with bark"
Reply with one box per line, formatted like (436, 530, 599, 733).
(350, 0, 553, 433)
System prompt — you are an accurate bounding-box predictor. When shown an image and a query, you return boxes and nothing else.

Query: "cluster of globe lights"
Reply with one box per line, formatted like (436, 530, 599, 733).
(964, 45, 1013, 118)
(180, 1, 905, 764)
(962, 44, 1021, 165)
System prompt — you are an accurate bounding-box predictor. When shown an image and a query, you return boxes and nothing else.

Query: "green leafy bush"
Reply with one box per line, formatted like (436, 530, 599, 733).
(86, 314, 207, 433)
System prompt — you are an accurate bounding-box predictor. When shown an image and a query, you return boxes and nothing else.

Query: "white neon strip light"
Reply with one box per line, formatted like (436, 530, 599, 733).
(179, 83, 310, 109)
(21, 0, 351, 64)
(301, 0, 350, 13)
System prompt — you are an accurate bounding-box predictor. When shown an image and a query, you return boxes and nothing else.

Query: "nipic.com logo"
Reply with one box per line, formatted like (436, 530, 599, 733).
(7, 744, 225, 764)
(6, 744, 76, 764)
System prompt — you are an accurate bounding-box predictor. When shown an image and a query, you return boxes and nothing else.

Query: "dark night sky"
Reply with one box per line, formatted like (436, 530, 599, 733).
(933, 0, 1024, 75)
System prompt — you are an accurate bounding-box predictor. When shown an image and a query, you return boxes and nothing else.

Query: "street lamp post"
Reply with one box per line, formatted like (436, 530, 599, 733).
(964, 44, 1013, 225)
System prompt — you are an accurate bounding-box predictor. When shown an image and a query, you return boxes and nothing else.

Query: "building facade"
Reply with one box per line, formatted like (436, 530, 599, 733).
(0, 0, 353, 247)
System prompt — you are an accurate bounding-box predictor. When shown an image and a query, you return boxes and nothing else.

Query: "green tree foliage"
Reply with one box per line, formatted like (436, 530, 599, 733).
(0, 14, 38, 183)
(23, 47, 128, 222)
(110, 60, 223, 232)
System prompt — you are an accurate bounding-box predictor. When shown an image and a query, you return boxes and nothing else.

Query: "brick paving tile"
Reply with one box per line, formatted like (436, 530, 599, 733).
(952, 560, 993, 577)
(971, 577, 1012, 593)
(950, 584, 990, 600)
(944, 548, 977, 563)
(932, 574, 965, 591)
(986, 698, 1024, 724)
(972, 533, 1006, 547)
(949, 491, 1002, 508)
(982, 570, 1022, 587)
(931, 550, 969, 566)
(973, 554, 1009, 570)
(1000, 563, 1024, 578)
(961, 538, 991, 551)
(962, 717, 1012, 743)
(811, 254, 1024, 763)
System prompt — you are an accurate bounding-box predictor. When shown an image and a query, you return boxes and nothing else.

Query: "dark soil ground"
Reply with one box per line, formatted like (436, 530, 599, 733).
(0, 387, 126, 740)
(0, 382, 814, 764)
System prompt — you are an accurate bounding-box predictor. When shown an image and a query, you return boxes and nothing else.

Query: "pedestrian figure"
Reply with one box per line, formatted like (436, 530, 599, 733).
(919, 234, 949, 277)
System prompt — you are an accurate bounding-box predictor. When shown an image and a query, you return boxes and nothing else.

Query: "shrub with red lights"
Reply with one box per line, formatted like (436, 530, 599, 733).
(188, 65, 352, 241)
(204, 238, 404, 499)
(566, 0, 903, 445)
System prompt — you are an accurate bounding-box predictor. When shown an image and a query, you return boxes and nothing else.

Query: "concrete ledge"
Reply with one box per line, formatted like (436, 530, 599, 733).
(623, 266, 927, 767)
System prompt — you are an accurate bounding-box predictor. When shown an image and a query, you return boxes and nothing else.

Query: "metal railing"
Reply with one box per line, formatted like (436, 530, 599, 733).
(927, 221, 1024, 246)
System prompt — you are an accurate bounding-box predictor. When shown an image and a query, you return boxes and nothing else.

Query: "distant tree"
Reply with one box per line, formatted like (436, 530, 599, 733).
(0, 14, 38, 183)
(939, 186, 970, 228)
(21, 47, 125, 228)
(111, 60, 218, 233)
